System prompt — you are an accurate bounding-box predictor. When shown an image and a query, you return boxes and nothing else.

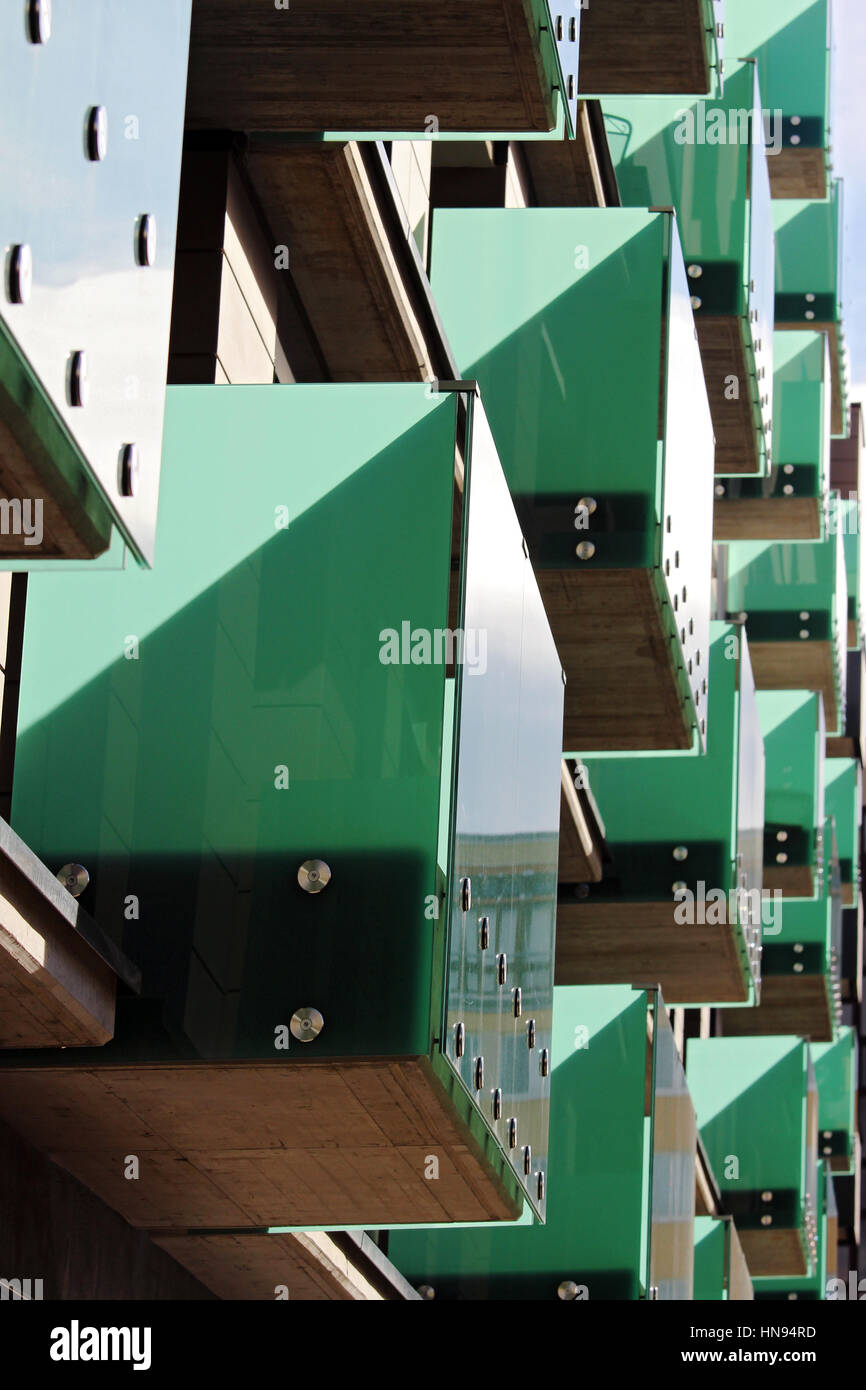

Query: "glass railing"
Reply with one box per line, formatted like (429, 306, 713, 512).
(824, 759, 860, 899)
(725, 522, 847, 735)
(748, 64, 776, 462)
(660, 220, 715, 744)
(444, 400, 564, 1217)
(581, 627, 752, 883)
(736, 629, 765, 991)
(430, 206, 714, 747)
(9, 382, 564, 1218)
(0, 0, 191, 566)
(773, 180, 843, 321)
(602, 62, 774, 477)
(757, 690, 825, 895)
(385, 985, 667, 1301)
(724, 0, 831, 168)
(833, 499, 850, 722)
(773, 332, 829, 511)
(812, 1028, 857, 1177)
(688, 1036, 810, 1253)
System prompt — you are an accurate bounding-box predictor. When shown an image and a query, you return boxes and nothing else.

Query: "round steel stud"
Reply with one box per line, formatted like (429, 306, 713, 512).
(57, 863, 90, 897)
(298, 859, 331, 893)
(290, 1007, 324, 1043)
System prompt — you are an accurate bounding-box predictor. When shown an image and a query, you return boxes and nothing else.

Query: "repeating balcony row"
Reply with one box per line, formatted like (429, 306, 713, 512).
(0, 1, 842, 564)
(0, 378, 861, 1246)
(0, 0, 858, 1302)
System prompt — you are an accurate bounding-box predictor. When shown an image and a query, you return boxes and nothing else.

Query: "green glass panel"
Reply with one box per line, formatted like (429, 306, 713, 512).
(693, 1217, 728, 1300)
(727, 517, 845, 614)
(812, 1027, 857, 1161)
(760, 851, 836, 1021)
(838, 498, 864, 647)
(313, 112, 566, 145)
(716, 331, 832, 527)
(773, 182, 843, 315)
(717, 333, 834, 528)
(582, 625, 761, 876)
(824, 759, 861, 892)
(687, 1036, 809, 1216)
(0, 0, 192, 566)
(773, 332, 831, 480)
(724, 0, 831, 160)
(577, 624, 764, 1002)
(603, 62, 774, 473)
(753, 1160, 827, 1299)
(773, 890, 831, 953)
(388, 986, 653, 1300)
(430, 206, 713, 747)
(773, 183, 849, 434)
(757, 690, 824, 893)
(726, 507, 848, 734)
(9, 384, 564, 1214)
(12, 385, 454, 1058)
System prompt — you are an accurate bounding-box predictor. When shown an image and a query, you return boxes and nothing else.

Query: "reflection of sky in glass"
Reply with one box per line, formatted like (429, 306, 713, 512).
(446, 399, 562, 1216)
(663, 224, 714, 749)
(456, 403, 563, 837)
(831, 0, 866, 385)
(0, 1, 191, 562)
(748, 65, 775, 445)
